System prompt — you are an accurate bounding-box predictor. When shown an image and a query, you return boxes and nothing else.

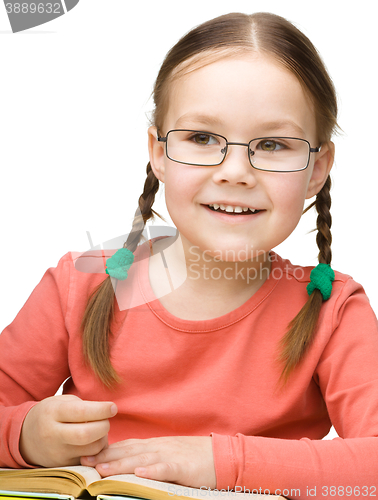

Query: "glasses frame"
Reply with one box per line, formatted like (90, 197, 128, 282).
(157, 129, 321, 173)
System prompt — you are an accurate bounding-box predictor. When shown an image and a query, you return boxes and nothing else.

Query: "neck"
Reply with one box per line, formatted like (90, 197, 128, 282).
(158, 233, 272, 296)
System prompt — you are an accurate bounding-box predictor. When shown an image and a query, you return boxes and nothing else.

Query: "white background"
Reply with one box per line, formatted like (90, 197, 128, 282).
(0, 1, 377, 440)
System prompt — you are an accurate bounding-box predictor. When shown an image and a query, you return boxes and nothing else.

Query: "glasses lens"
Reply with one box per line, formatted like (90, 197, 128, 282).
(166, 130, 226, 166)
(249, 138, 310, 172)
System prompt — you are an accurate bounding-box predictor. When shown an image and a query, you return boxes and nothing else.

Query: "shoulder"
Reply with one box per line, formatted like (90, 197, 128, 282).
(273, 254, 377, 361)
(58, 239, 152, 287)
(271, 252, 369, 313)
(272, 252, 352, 285)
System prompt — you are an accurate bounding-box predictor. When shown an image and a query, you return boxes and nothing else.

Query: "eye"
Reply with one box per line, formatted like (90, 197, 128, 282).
(190, 133, 219, 146)
(258, 139, 285, 152)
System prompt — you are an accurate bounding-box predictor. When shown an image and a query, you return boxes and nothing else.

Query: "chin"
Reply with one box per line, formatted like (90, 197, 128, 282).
(200, 241, 268, 262)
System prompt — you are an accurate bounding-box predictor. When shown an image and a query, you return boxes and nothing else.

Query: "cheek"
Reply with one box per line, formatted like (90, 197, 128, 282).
(162, 164, 201, 219)
(270, 175, 309, 221)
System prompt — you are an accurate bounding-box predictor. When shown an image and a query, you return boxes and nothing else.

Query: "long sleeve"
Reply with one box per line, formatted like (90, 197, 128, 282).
(211, 278, 378, 498)
(0, 255, 73, 467)
(2, 246, 378, 497)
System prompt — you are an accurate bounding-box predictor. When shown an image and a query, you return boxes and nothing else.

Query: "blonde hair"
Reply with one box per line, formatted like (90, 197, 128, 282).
(81, 12, 338, 386)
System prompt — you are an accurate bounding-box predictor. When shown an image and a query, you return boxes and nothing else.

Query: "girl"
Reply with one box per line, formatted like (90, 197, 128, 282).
(1, 11, 377, 499)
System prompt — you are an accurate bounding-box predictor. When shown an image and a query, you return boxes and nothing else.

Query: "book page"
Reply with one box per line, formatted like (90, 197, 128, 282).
(89, 474, 285, 499)
(56, 466, 101, 485)
(0, 466, 101, 487)
(0, 491, 74, 500)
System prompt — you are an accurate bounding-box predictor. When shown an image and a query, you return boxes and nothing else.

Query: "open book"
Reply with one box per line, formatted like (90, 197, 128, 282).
(0, 466, 285, 499)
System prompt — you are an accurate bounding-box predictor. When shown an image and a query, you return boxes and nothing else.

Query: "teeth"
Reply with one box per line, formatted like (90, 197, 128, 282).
(208, 203, 257, 213)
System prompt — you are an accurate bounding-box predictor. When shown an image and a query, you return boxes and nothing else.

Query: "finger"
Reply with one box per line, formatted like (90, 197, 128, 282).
(81, 445, 123, 466)
(107, 438, 148, 449)
(106, 437, 174, 450)
(58, 419, 111, 446)
(81, 444, 135, 466)
(135, 462, 182, 483)
(82, 440, 154, 465)
(70, 435, 109, 461)
(55, 400, 117, 423)
(95, 452, 160, 477)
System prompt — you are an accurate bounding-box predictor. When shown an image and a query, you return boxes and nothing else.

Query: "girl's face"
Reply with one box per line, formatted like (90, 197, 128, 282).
(149, 53, 333, 262)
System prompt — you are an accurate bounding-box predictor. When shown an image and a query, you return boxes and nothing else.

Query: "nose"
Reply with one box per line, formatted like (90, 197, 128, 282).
(212, 142, 258, 186)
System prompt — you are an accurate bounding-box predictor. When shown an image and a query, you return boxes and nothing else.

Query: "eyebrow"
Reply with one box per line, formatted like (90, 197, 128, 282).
(258, 120, 306, 137)
(174, 113, 224, 129)
(174, 114, 306, 137)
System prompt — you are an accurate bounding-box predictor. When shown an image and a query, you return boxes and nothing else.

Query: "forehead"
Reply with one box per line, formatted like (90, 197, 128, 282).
(164, 53, 317, 141)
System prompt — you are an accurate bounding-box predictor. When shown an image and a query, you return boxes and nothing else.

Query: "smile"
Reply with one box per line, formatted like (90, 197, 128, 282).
(207, 203, 262, 215)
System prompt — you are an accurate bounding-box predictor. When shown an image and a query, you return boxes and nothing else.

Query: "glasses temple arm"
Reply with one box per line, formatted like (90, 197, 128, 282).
(157, 130, 167, 143)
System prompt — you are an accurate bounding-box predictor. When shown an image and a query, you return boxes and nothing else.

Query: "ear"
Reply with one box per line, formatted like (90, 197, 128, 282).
(148, 126, 166, 183)
(306, 141, 335, 199)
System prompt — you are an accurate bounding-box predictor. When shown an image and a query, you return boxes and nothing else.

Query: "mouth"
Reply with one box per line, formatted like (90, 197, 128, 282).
(205, 203, 263, 215)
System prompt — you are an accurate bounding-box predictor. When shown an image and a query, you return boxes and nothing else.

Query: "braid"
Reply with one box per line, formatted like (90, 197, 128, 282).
(81, 163, 163, 386)
(279, 176, 332, 382)
(124, 162, 162, 253)
(315, 176, 332, 265)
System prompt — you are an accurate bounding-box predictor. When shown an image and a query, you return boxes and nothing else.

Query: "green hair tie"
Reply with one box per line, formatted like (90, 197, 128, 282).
(307, 263, 335, 301)
(105, 247, 134, 280)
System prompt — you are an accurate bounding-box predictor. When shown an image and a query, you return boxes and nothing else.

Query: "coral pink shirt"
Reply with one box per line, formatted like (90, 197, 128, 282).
(1, 238, 378, 499)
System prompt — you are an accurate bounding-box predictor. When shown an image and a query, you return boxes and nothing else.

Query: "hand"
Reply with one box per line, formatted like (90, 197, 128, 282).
(81, 436, 216, 489)
(19, 394, 117, 467)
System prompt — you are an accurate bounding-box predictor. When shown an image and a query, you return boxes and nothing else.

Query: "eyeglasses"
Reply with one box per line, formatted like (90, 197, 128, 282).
(157, 129, 321, 173)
